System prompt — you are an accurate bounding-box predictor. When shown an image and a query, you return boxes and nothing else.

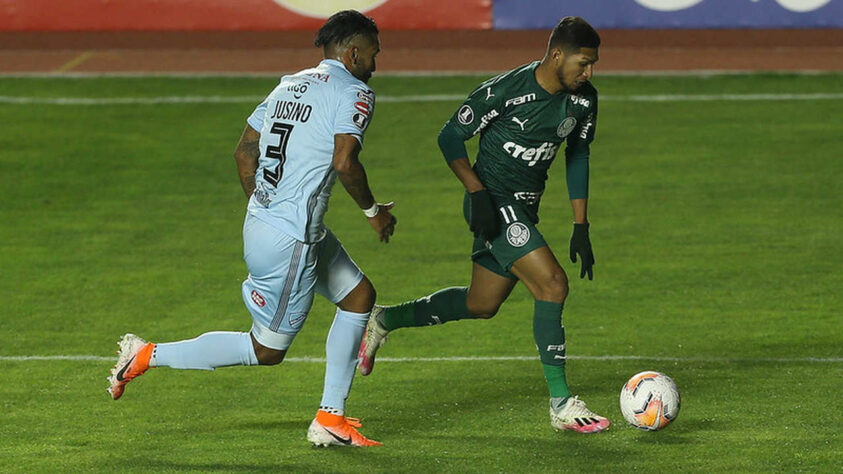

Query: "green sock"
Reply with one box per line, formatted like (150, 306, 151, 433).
(380, 287, 470, 331)
(533, 300, 572, 399)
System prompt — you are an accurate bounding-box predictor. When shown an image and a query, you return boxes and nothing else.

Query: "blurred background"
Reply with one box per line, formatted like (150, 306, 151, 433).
(1, 0, 842, 74)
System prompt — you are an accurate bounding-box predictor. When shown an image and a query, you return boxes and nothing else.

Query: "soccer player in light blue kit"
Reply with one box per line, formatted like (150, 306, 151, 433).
(107, 10, 395, 447)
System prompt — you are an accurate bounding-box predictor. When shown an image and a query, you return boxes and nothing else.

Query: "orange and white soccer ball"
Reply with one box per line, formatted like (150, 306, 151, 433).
(619, 371, 681, 431)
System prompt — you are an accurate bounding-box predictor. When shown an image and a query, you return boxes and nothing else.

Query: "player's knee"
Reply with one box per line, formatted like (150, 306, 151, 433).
(338, 277, 376, 313)
(256, 347, 286, 366)
(358, 277, 376, 308)
(252, 339, 286, 366)
(466, 298, 502, 319)
(537, 270, 568, 303)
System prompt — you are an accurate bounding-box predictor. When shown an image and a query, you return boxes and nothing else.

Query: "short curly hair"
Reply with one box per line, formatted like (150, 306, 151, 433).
(314, 10, 379, 49)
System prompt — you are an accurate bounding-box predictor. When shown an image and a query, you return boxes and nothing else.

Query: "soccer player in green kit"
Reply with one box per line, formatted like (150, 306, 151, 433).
(359, 16, 609, 433)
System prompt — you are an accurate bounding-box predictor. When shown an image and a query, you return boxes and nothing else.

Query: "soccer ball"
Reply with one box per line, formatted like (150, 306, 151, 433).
(619, 371, 681, 431)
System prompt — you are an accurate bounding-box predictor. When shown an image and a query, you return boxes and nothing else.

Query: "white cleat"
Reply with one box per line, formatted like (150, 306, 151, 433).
(357, 305, 388, 376)
(550, 396, 611, 433)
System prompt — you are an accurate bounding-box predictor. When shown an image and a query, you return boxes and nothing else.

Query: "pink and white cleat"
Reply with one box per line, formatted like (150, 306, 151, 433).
(358, 305, 388, 376)
(550, 396, 610, 433)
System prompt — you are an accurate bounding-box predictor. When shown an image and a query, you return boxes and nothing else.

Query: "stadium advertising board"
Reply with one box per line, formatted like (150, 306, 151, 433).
(493, 0, 843, 29)
(0, 0, 491, 31)
(1, 0, 839, 31)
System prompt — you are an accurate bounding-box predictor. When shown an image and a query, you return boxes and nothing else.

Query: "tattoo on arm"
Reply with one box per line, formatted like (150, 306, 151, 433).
(242, 175, 256, 198)
(337, 162, 375, 208)
(333, 134, 375, 209)
(235, 126, 261, 198)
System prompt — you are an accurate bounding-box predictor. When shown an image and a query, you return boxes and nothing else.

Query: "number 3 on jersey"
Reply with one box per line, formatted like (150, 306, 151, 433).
(264, 122, 294, 187)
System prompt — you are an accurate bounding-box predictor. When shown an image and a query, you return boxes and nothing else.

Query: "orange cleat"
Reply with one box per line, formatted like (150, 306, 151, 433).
(306, 410, 382, 447)
(107, 333, 154, 400)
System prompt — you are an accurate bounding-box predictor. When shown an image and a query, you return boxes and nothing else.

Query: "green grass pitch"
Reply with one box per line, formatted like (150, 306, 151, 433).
(0, 73, 841, 472)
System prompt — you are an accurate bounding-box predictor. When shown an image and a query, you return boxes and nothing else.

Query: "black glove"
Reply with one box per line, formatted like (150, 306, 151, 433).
(469, 189, 499, 240)
(569, 222, 595, 280)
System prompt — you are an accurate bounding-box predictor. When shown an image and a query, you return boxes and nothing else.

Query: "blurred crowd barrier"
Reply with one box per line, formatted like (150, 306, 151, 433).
(0, 0, 840, 31)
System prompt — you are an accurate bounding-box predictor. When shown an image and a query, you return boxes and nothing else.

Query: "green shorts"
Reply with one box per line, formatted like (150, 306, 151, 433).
(464, 194, 547, 280)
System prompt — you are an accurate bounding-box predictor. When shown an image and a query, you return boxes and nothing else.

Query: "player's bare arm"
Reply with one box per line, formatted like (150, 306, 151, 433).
(447, 157, 485, 193)
(571, 198, 588, 224)
(333, 133, 396, 243)
(234, 124, 261, 198)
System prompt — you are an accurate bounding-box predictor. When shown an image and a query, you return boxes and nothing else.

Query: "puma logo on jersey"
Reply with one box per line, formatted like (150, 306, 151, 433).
(511, 116, 529, 131)
(502, 141, 559, 167)
(485, 87, 495, 100)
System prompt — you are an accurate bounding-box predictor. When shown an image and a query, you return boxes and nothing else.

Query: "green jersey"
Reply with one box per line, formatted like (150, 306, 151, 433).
(440, 62, 597, 223)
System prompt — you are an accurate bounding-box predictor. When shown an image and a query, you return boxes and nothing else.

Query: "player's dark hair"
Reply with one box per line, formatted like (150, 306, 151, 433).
(548, 16, 600, 54)
(314, 10, 379, 49)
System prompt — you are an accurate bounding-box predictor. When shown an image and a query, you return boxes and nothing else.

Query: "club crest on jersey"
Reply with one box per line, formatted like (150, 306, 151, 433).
(458, 105, 475, 125)
(557, 117, 578, 138)
(250, 290, 266, 308)
(506, 222, 531, 247)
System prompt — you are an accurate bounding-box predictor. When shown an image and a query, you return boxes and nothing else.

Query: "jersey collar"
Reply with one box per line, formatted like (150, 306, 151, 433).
(320, 59, 352, 76)
(526, 61, 555, 99)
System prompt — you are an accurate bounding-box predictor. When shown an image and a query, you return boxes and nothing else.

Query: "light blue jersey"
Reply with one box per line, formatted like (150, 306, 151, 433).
(246, 59, 375, 243)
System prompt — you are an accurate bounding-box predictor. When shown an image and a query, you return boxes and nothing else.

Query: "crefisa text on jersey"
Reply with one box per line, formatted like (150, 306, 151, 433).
(271, 100, 313, 123)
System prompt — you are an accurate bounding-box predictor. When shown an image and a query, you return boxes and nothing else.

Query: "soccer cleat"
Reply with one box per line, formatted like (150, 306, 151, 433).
(107, 333, 154, 400)
(306, 410, 382, 447)
(549, 396, 611, 433)
(357, 305, 388, 376)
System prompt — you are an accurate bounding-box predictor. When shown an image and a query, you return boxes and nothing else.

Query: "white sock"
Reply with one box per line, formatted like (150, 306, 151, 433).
(320, 309, 369, 412)
(150, 331, 258, 370)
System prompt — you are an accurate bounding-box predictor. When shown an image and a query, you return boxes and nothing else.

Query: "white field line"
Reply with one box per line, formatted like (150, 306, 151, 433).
(0, 355, 840, 363)
(1, 92, 843, 106)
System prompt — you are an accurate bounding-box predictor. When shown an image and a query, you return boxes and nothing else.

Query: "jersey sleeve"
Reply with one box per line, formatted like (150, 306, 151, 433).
(565, 92, 598, 159)
(564, 90, 598, 200)
(334, 84, 376, 146)
(439, 81, 505, 162)
(246, 99, 268, 132)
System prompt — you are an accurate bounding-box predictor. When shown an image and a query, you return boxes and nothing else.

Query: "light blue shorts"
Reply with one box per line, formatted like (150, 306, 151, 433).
(241, 213, 364, 350)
